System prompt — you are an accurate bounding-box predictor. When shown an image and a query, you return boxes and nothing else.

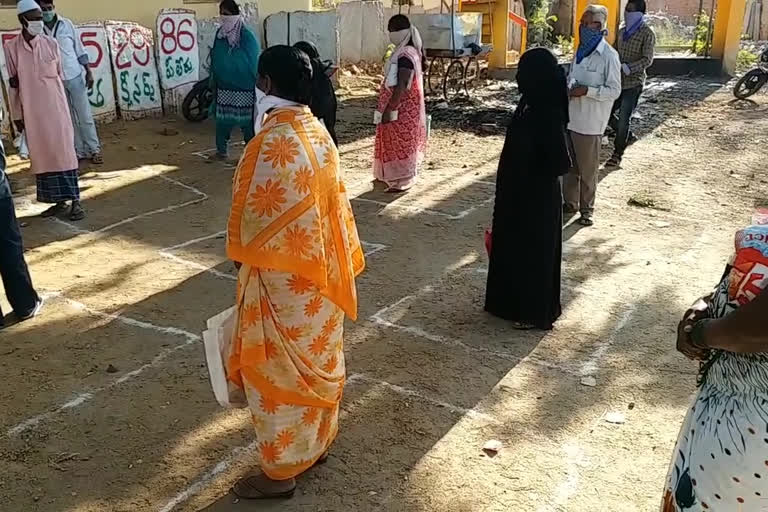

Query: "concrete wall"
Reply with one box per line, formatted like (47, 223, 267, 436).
(0, 0, 306, 32)
(264, 10, 340, 64)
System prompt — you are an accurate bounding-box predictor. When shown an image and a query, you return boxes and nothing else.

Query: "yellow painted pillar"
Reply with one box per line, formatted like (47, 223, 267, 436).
(711, 0, 747, 74)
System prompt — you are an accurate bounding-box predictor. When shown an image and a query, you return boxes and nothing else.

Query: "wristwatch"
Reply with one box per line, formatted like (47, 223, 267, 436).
(690, 319, 714, 349)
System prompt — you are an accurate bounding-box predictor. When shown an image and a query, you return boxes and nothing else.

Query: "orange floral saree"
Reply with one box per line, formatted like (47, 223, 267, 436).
(226, 105, 364, 480)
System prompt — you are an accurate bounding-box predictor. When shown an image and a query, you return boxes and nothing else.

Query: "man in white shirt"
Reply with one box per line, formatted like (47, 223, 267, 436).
(565, 4, 621, 226)
(40, 0, 103, 165)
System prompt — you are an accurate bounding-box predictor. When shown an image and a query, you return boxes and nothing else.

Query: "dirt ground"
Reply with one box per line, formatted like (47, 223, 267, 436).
(1, 74, 767, 512)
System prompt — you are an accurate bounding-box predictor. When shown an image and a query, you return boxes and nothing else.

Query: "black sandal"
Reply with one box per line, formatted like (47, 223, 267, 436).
(231, 475, 296, 500)
(578, 216, 594, 227)
(69, 202, 86, 221)
(40, 202, 67, 218)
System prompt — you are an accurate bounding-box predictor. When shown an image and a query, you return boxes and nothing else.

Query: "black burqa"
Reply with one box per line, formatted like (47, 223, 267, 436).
(294, 41, 339, 146)
(484, 48, 573, 330)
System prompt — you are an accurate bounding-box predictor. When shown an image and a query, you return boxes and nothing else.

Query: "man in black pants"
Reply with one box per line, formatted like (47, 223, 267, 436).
(605, 0, 655, 168)
(0, 139, 42, 326)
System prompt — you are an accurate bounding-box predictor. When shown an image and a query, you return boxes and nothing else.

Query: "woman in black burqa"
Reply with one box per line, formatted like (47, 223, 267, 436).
(293, 41, 339, 146)
(485, 48, 573, 330)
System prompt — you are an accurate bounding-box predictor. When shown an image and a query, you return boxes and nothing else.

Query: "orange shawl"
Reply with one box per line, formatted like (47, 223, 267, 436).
(227, 106, 364, 319)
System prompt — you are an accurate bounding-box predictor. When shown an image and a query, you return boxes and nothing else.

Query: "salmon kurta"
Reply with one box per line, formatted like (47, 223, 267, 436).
(5, 34, 78, 175)
(227, 105, 364, 480)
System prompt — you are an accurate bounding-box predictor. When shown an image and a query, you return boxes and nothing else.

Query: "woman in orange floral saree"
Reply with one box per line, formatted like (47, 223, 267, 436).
(226, 46, 365, 499)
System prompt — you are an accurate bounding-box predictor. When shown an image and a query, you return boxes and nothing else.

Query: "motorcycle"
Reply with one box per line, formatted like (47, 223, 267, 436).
(181, 58, 337, 123)
(182, 78, 213, 122)
(733, 46, 768, 99)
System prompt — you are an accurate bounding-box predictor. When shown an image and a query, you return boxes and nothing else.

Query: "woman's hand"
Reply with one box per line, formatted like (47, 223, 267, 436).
(233, 261, 242, 270)
(676, 296, 712, 360)
(380, 109, 394, 124)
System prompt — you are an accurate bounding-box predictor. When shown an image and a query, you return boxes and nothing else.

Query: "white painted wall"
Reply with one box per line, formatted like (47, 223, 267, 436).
(264, 10, 340, 64)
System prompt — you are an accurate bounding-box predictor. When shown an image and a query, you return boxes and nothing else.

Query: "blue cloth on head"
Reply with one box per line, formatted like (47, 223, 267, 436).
(576, 26, 605, 64)
(623, 12, 645, 40)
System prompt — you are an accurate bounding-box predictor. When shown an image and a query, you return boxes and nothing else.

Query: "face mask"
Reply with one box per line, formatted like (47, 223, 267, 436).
(42, 10, 56, 23)
(25, 20, 44, 36)
(579, 25, 604, 44)
(625, 11, 643, 27)
(389, 29, 410, 46)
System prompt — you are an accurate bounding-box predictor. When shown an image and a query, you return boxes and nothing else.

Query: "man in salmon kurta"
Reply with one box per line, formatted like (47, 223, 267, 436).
(5, 0, 84, 221)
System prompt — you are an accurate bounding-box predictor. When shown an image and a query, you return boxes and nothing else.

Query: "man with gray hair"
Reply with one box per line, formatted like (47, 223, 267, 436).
(564, 4, 621, 226)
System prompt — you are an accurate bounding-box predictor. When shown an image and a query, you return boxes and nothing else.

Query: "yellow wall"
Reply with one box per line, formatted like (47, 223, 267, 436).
(711, 0, 747, 74)
(0, 0, 311, 32)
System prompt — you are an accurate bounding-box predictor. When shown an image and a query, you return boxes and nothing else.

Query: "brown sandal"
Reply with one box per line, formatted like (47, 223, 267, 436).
(91, 153, 104, 165)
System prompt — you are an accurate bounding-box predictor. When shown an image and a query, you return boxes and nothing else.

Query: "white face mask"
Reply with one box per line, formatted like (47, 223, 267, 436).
(25, 20, 44, 36)
(389, 29, 410, 45)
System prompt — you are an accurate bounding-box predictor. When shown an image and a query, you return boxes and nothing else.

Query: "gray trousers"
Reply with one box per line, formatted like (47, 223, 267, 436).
(564, 131, 601, 217)
(63, 75, 101, 159)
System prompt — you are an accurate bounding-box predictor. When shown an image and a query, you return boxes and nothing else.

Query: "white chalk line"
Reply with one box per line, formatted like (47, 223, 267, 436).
(352, 195, 494, 221)
(157, 441, 258, 512)
(155, 372, 496, 512)
(536, 442, 588, 512)
(50, 174, 208, 236)
(578, 304, 636, 377)
(6, 293, 200, 437)
(158, 231, 388, 282)
(347, 373, 498, 423)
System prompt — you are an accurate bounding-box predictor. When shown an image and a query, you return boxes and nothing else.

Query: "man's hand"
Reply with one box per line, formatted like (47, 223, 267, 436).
(676, 296, 711, 360)
(85, 70, 94, 90)
(14, 120, 24, 133)
(569, 86, 588, 98)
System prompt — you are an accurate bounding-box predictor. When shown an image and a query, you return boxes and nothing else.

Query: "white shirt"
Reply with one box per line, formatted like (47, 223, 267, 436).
(567, 38, 622, 136)
(44, 16, 87, 82)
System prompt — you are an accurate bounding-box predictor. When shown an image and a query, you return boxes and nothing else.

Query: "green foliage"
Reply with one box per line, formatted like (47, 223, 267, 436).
(556, 35, 574, 58)
(692, 10, 710, 55)
(736, 48, 759, 71)
(526, 0, 557, 46)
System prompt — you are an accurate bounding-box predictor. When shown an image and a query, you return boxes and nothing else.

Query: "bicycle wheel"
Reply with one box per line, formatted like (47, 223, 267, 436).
(443, 59, 465, 100)
(464, 57, 480, 96)
(427, 57, 445, 96)
(733, 69, 768, 100)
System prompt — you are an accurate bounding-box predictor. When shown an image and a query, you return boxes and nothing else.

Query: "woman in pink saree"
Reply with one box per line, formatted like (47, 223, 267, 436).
(373, 15, 427, 193)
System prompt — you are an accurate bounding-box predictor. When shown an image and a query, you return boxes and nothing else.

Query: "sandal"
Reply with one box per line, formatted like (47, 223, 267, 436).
(231, 474, 296, 500)
(69, 202, 86, 221)
(91, 153, 104, 165)
(605, 156, 621, 168)
(40, 202, 67, 218)
(578, 216, 594, 227)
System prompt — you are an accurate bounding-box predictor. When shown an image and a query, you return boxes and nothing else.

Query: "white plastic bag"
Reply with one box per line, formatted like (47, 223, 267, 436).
(203, 306, 248, 409)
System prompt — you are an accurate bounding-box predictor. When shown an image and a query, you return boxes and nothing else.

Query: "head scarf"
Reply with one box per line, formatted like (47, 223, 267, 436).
(515, 47, 569, 124)
(218, 15, 243, 48)
(17, 0, 39, 14)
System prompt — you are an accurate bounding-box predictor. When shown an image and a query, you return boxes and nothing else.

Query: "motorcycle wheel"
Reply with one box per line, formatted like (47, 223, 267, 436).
(182, 80, 212, 122)
(733, 68, 768, 100)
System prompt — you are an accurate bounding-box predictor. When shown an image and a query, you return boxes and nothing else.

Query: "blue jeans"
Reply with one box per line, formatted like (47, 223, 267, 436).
(64, 75, 101, 159)
(0, 142, 38, 320)
(608, 85, 642, 159)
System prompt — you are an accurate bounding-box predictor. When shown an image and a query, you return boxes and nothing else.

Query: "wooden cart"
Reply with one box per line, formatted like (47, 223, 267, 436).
(425, 48, 485, 100)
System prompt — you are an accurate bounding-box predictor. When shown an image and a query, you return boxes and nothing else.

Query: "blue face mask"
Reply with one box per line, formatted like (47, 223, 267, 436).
(576, 25, 605, 63)
(579, 25, 603, 44)
(625, 11, 643, 28)
(42, 10, 56, 23)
